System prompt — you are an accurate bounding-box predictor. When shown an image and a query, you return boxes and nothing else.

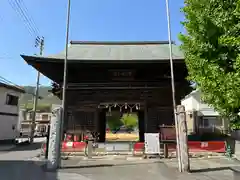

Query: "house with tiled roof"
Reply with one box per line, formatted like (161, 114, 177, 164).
(181, 89, 229, 134)
(0, 79, 25, 144)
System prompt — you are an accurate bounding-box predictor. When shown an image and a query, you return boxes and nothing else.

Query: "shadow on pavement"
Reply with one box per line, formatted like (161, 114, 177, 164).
(61, 160, 162, 169)
(190, 166, 229, 173)
(2, 142, 43, 152)
(0, 160, 57, 180)
(190, 166, 240, 173)
(190, 166, 240, 179)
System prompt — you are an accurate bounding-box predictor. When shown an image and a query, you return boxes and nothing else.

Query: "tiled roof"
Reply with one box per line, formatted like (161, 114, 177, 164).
(23, 41, 184, 61)
(0, 81, 25, 93)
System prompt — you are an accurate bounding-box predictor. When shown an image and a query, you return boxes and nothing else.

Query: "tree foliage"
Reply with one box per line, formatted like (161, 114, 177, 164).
(22, 103, 52, 112)
(179, 0, 240, 117)
(106, 112, 138, 132)
(106, 112, 123, 131)
(121, 113, 138, 130)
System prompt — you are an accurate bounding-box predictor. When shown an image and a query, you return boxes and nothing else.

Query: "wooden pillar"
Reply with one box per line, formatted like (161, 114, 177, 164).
(163, 144, 168, 158)
(98, 110, 106, 142)
(138, 110, 145, 142)
(144, 102, 148, 133)
(177, 105, 190, 172)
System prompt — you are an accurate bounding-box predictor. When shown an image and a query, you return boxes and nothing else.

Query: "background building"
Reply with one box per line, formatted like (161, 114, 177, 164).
(181, 89, 229, 134)
(0, 81, 25, 143)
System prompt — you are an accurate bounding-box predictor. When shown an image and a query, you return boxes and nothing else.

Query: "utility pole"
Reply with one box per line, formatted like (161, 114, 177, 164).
(57, 0, 71, 168)
(165, 0, 182, 172)
(30, 36, 44, 144)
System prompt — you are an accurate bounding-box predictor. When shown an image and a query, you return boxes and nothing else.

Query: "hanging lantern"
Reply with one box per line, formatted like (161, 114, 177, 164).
(136, 105, 139, 110)
(125, 103, 128, 109)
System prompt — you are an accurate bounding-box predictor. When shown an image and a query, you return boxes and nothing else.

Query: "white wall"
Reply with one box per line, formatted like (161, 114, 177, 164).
(181, 90, 214, 112)
(0, 87, 21, 114)
(0, 87, 23, 141)
(181, 90, 226, 131)
(181, 96, 193, 111)
(192, 91, 211, 110)
(26, 112, 52, 121)
(0, 115, 19, 140)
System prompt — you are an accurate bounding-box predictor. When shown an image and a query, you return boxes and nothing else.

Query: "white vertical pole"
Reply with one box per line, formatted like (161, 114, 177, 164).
(57, 0, 71, 168)
(165, 0, 182, 172)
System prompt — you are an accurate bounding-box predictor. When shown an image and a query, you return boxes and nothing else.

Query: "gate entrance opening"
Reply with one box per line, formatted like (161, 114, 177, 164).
(105, 111, 139, 142)
(99, 102, 141, 142)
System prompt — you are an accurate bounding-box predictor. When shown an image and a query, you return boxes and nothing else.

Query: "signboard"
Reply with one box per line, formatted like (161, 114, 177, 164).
(144, 133, 160, 154)
(109, 69, 135, 80)
(159, 126, 176, 141)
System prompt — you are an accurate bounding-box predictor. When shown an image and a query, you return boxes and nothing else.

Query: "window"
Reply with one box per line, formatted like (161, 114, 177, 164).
(6, 94, 19, 106)
(213, 117, 223, 126)
(42, 114, 49, 120)
(199, 118, 209, 127)
(199, 116, 223, 127)
(36, 114, 41, 120)
(28, 112, 33, 120)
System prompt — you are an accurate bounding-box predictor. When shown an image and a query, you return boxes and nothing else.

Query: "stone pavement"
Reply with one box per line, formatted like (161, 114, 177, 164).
(1, 144, 240, 180)
(58, 157, 240, 180)
(2, 158, 240, 180)
(163, 157, 240, 180)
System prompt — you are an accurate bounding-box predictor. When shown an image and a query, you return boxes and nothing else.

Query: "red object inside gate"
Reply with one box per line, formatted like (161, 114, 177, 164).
(42, 141, 225, 153)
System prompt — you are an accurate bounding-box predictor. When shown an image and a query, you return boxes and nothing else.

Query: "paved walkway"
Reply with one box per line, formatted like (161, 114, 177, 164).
(59, 157, 240, 180)
(0, 138, 48, 180)
(1, 143, 240, 180)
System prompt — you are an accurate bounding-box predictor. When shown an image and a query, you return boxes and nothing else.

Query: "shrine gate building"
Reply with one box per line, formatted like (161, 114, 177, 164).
(21, 41, 191, 142)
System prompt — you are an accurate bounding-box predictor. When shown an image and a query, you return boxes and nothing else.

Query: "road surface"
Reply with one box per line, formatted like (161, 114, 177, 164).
(0, 138, 240, 180)
(0, 137, 45, 160)
(59, 157, 240, 180)
(0, 137, 49, 180)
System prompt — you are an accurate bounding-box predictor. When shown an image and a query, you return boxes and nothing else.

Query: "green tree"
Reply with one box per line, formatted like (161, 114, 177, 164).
(106, 112, 123, 132)
(179, 0, 240, 119)
(22, 103, 51, 112)
(121, 113, 138, 130)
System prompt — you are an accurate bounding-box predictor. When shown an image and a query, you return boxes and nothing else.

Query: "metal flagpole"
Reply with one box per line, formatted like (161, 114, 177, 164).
(165, 0, 182, 172)
(58, 0, 71, 168)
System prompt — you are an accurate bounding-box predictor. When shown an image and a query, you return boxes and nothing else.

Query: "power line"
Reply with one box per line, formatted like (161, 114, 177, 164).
(8, 0, 35, 37)
(0, 75, 43, 99)
(12, 0, 39, 36)
(8, 0, 40, 38)
(0, 75, 23, 90)
(16, 0, 41, 35)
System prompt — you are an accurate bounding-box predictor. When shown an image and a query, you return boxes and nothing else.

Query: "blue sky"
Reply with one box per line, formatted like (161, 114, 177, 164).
(0, 0, 185, 86)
